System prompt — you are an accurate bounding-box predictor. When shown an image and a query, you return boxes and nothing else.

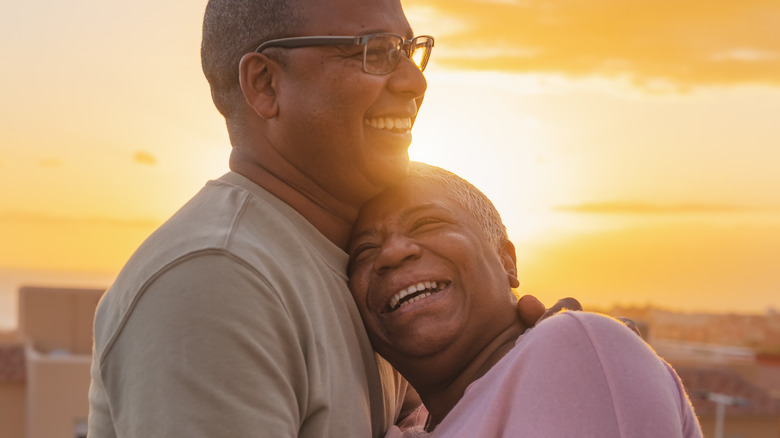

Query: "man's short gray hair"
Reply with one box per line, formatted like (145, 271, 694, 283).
(402, 162, 508, 246)
(201, 0, 303, 117)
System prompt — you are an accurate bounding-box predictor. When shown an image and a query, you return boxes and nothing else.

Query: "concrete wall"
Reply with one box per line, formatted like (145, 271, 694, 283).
(0, 380, 25, 438)
(9, 286, 104, 438)
(18, 286, 102, 355)
(697, 415, 780, 438)
(26, 346, 91, 438)
(0, 340, 26, 437)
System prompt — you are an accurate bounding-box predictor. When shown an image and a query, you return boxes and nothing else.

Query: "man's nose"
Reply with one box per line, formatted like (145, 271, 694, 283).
(372, 235, 422, 275)
(387, 53, 428, 100)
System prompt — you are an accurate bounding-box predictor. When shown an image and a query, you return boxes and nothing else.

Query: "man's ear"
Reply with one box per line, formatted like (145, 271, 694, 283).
(499, 239, 520, 288)
(238, 52, 279, 119)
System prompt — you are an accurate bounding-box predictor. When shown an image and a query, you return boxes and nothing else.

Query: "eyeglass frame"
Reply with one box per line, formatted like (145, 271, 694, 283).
(253, 33, 434, 75)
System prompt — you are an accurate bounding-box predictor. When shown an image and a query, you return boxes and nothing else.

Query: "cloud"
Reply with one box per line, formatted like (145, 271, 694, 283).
(133, 150, 157, 165)
(411, 0, 780, 88)
(710, 48, 779, 62)
(0, 210, 159, 228)
(554, 202, 770, 214)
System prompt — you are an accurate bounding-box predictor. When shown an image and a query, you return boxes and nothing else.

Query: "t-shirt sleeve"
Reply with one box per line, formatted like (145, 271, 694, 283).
(96, 252, 307, 437)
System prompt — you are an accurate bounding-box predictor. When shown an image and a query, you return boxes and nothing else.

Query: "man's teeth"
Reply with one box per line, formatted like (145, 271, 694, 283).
(365, 117, 412, 131)
(388, 281, 445, 311)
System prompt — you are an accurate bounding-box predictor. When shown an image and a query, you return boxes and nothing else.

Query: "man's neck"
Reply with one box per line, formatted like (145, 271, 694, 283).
(412, 322, 526, 430)
(229, 146, 359, 250)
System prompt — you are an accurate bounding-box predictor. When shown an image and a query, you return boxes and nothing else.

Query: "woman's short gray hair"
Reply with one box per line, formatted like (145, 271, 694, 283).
(400, 162, 508, 246)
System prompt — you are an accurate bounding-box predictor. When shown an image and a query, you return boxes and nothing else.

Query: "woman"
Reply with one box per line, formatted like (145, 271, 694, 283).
(347, 162, 702, 437)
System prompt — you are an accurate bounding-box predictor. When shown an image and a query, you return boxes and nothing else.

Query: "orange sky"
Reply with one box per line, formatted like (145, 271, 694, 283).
(1, 0, 779, 315)
(409, 0, 780, 87)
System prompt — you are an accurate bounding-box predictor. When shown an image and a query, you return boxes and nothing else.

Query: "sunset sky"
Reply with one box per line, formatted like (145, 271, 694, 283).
(1, 0, 779, 318)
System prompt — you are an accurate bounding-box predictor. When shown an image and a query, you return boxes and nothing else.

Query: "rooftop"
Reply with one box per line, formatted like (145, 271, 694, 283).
(678, 367, 780, 417)
(0, 343, 25, 382)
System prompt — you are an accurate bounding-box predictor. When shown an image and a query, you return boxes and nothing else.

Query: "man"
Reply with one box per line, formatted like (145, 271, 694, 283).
(88, 1, 551, 437)
(347, 162, 702, 437)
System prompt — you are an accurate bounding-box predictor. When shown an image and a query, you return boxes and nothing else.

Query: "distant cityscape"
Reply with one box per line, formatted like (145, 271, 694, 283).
(1, 286, 779, 437)
(601, 305, 780, 355)
(600, 304, 780, 437)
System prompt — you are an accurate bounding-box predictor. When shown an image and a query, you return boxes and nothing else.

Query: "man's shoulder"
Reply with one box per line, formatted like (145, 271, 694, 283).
(92, 177, 287, 351)
(93, 173, 348, 356)
(121, 173, 315, 282)
(116, 177, 256, 281)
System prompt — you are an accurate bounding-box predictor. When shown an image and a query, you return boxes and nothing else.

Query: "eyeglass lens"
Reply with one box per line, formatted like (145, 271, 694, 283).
(409, 38, 431, 71)
(364, 35, 431, 74)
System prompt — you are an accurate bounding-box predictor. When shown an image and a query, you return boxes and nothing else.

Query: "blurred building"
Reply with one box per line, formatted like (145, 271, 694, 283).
(616, 308, 780, 438)
(2, 292, 779, 437)
(757, 353, 780, 401)
(678, 367, 780, 438)
(0, 286, 103, 438)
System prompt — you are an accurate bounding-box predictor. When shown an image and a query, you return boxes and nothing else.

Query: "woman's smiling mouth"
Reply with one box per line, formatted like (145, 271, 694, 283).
(386, 280, 449, 312)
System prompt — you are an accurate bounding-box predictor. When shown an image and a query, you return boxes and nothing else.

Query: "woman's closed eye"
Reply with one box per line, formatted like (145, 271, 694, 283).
(409, 216, 448, 233)
(349, 242, 379, 266)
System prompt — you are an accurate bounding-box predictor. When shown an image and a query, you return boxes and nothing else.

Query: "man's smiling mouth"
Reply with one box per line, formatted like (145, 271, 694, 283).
(365, 117, 412, 132)
(386, 280, 449, 312)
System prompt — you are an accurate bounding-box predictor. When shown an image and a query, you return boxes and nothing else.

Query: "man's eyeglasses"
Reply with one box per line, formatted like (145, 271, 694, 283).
(254, 33, 434, 75)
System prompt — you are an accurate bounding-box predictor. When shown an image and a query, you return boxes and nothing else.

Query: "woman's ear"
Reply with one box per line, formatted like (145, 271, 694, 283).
(238, 52, 279, 119)
(499, 239, 521, 288)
